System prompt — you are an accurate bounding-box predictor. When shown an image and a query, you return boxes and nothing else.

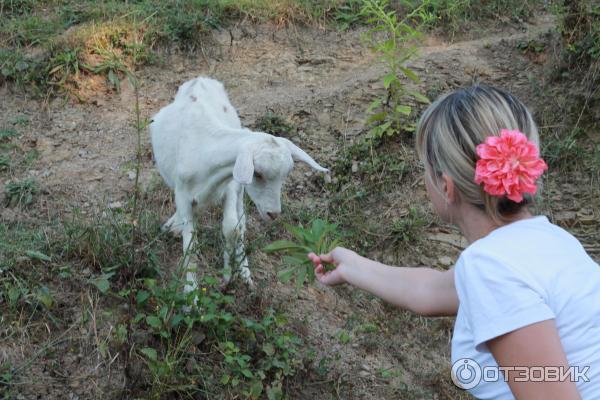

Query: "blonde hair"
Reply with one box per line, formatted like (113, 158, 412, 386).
(415, 85, 540, 224)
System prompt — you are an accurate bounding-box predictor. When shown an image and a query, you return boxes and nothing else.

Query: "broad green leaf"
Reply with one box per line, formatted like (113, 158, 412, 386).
(136, 290, 150, 306)
(408, 90, 430, 104)
(382, 72, 396, 89)
(241, 369, 253, 378)
(170, 314, 184, 328)
(141, 347, 157, 361)
(296, 266, 308, 289)
(36, 286, 53, 309)
(263, 343, 275, 356)
(396, 105, 412, 115)
(366, 98, 382, 113)
(26, 250, 51, 262)
(267, 385, 283, 400)
(8, 287, 20, 305)
(250, 381, 263, 397)
(399, 66, 419, 83)
(90, 276, 111, 293)
(366, 111, 387, 124)
(146, 315, 161, 328)
(263, 240, 306, 253)
(277, 267, 296, 283)
(282, 256, 306, 266)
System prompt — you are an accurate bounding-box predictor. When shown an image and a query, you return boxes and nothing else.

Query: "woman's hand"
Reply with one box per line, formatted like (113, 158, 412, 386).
(308, 247, 357, 286)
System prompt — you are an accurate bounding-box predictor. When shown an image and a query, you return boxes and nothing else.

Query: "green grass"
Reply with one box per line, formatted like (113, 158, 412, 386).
(0, 128, 19, 141)
(0, 0, 368, 96)
(254, 111, 294, 137)
(418, 0, 544, 35)
(4, 178, 38, 207)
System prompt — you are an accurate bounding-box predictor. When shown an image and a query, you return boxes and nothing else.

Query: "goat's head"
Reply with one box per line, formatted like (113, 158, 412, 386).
(232, 136, 328, 221)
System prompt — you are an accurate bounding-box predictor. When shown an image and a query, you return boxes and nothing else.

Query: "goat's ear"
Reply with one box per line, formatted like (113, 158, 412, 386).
(233, 147, 254, 185)
(279, 138, 329, 172)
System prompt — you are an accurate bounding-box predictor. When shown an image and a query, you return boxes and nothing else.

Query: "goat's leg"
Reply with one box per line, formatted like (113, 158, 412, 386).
(222, 184, 252, 286)
(174, 187, 198, 295)
(162, 212, 183, 235)
(235, 187, 250, 280)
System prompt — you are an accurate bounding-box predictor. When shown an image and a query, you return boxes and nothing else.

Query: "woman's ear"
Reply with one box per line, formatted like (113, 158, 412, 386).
(441, 174, 457, 204)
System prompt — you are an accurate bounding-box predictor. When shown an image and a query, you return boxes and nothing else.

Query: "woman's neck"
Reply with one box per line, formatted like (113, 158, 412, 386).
(456, 206, 533, 244)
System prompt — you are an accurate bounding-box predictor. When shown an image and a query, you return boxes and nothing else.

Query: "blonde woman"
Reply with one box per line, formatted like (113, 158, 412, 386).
(308, 86, 600, 399)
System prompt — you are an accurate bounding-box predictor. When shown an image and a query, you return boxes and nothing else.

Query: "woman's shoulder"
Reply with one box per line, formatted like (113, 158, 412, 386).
(456, 214, 596, 285)
(461, 215, 582, 261)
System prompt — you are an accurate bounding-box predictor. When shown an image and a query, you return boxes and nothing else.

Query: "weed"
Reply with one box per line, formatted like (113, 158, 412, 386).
(264, 219, 343, 287)
(360, 0, 431, 139)
(0, 128, 19, 141)
(0, 0, 374, 98)
(254, 111, 294, 137)
(46, 48, 84, 90)
(332, 0, 367, 29)
(542, 129, 584, 171)
(131, 274, 302, 398)
(329, 139, 412, 191)
(0, 154, 11, 171)
(390, 207, 427, 245)
(421, 0, 542, 35)
(4, 178, 38, 207)
(517, 38, 546, 54)
(9, 115, 29, 126)
(63, 208, 164, 283)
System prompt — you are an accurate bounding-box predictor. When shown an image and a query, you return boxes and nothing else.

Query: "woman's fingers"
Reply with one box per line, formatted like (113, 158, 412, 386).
(319, 252, 335, 265)
(308, 252, 321, 266)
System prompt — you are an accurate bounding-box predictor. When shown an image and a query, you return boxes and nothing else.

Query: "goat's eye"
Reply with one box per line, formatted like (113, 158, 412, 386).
(254, 172, 263, 180)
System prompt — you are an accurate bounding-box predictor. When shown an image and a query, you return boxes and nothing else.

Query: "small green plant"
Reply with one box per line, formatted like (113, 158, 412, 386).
(421, 0, 540, 34)
(361, 0, 431, 139)
(47, 48, 84, 90)
(89, 47, 130, 92)
(264, 219, 343, 287)
(4, 178, 38, 207)
(517, 39, 546, 54)
(9, 115, 30, 126)
(133, 275, 302, 398)
(0, 128, 19, 141)
(254, 111, 294, 137)
(332, 0, 367, 30)
(542, 130, 583, 170)
(0, 155, 11, 171)
(390, 207, 427, 244)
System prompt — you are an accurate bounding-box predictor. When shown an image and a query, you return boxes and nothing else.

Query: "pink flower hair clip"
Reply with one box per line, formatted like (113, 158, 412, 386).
(474, 129, 548, 203)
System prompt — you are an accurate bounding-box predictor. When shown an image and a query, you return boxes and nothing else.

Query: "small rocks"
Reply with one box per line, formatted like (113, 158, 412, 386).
(191, 331, 206, 346)
(108, 201, 123, 209)
(554, 211, 578, 227)
(437, 256, 454, 268)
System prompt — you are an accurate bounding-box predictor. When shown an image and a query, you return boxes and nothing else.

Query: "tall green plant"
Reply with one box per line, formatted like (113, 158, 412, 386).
(361, 0, 432, 139)
(264, 219, 343, 288)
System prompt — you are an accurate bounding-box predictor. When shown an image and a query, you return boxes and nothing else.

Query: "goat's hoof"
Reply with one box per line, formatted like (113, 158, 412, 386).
(162, 223, 183, 236)
(240, 267, 255, 289)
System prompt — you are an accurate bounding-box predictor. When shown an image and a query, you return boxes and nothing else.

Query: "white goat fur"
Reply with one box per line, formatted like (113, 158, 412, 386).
(150, 77, 328, 293)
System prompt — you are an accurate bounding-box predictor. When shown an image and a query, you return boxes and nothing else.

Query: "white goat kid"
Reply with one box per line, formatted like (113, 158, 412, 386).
(150, 77, 327, 294)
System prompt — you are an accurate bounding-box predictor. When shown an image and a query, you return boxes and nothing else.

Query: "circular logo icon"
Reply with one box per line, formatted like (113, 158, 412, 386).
(451, 358, 482, 390)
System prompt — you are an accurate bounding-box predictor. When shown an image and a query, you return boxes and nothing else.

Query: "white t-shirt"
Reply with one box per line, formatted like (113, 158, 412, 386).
(451, 215, 600, 399)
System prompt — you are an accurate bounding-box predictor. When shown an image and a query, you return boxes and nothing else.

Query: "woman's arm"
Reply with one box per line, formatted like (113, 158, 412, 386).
(309, 247, 458, 316)
(487, 319, 581, 399)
